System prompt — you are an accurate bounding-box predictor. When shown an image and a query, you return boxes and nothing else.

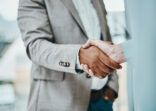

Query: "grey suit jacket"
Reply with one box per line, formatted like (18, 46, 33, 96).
(18, 0, 119, 111)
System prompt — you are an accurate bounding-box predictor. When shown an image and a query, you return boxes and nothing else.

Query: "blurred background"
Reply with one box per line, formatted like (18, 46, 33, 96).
(0, 0, 31, 111)
(0, 0, 128, 111)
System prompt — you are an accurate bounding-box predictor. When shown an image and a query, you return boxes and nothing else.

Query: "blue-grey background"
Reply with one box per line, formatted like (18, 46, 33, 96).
(125, 0, 156, 111)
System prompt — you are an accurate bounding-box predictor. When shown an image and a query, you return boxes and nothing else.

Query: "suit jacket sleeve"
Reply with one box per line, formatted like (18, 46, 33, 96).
(18, 0, 81, 74)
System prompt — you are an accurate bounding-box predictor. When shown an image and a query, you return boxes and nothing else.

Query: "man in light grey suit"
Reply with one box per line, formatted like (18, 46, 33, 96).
(18, 0, 123, 111)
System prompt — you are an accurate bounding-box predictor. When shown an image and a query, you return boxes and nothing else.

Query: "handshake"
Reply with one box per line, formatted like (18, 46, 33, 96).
(79, 40, 127, 78)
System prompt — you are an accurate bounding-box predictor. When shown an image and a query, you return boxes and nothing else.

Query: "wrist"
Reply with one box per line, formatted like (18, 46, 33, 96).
(76, 47, 83, 70)
(75, 47, 84, 73)
(79, 47, 85, 65)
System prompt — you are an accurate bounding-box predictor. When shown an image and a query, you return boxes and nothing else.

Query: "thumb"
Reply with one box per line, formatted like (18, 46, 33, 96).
(82, 40, 93, 48)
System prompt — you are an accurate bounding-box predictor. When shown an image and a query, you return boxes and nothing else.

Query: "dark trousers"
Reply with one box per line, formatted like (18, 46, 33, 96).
(88, 90, 113, 111)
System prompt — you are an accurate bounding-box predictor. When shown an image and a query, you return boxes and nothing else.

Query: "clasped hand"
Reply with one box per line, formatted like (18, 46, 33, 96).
(79, 40, 126, 78)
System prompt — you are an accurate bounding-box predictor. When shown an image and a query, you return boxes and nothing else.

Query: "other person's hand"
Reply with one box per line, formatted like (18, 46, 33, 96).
(83, 40, 126, 64)
(81, 40, 126, 77)
(79, 46, 122, 78)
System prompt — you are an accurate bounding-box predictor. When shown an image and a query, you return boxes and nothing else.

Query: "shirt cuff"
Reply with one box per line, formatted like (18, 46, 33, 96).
(76, 49, 83, 70)
(75, 47, 84, 74)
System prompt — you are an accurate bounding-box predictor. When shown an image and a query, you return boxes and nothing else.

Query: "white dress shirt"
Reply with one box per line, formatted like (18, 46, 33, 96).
(73, 0, 108, 90)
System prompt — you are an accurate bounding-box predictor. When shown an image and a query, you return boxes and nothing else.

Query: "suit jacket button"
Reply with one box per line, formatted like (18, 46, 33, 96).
(63, 62, 66, 66)
(59, 61, 63, 66)
(66, 62, 70, 67)
(64, 62, 70, 67)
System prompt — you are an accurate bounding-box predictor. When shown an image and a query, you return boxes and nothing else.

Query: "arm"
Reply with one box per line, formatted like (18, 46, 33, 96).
(18, 0, 81, 74)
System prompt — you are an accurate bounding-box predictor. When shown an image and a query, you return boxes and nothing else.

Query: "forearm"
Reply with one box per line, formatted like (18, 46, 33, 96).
(27, 39, 82, 74)
(18, 0, 82, 74)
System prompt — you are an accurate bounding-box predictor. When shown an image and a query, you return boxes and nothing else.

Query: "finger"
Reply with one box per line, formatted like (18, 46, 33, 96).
(84, 64, 93, 76)
(98, 58, 114, 74)
(82, 40, 100, 48)
(91, 66, 102, 78)
(82, 40, 92, 48)
(120, 53, 127, 63)
(110, 51, 127, 64)
(81, 64, 88, 73)
(97, 65, 110, 77)
(88, 69, 94, 76)
(109, 45, 127, 63)
(97, 65, 109, 77)
(107, 58, 122, 69)
(82, 64, 94, 76)
(99, 53, 122, 69)
(93, 65, 108, 78)
(81, 64, 90, 74)
(84, 64, 89, 71)
(116, 55, 127, 63)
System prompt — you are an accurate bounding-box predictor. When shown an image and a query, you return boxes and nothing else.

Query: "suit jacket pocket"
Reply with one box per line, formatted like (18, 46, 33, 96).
(32, 65, 65, 81)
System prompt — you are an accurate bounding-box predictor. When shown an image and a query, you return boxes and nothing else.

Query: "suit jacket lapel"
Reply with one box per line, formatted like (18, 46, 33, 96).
(61, 0, 112, 41)
(92, 0, 112, 41)
(61, 0, 88, 38)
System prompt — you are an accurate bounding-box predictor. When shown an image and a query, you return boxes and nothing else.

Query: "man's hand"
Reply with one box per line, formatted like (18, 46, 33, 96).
(83, 40, 126, 64)
(81, 40, 126, 77)
(79, 46, 122, 78)
(103, 86, 117, 102)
